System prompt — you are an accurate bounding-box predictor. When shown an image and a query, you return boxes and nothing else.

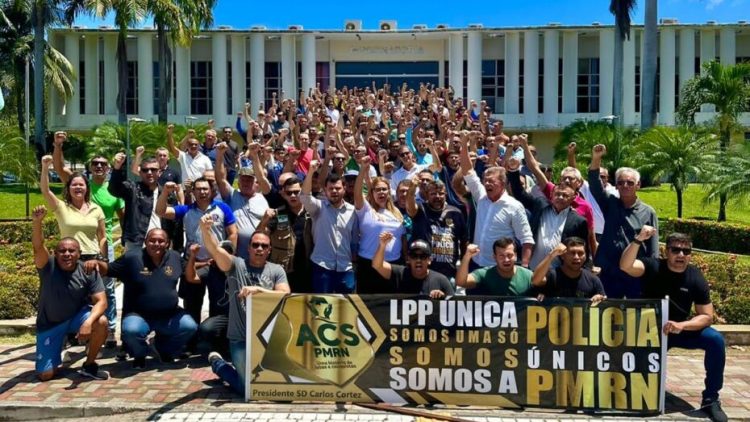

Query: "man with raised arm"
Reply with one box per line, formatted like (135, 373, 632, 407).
(198, 215, 289, 396)
(531, 238, 606, 303)
(166, 124, 212, 188)
(456, 238, 539, 296)
(620, 227, 727, 422)
(31, 205, 109, 381)
(588, 144, 658, 298)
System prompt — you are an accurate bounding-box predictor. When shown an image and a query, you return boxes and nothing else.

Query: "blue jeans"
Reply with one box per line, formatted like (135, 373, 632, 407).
(599, 266, 644, 299)
(668, 326, 725, 402)
(311, 262, 355, 293)
(211, 340, 246, 396)
(35, 306, 91, 373)
(121, 310, 198, 359)
(104, 244, 117, 332)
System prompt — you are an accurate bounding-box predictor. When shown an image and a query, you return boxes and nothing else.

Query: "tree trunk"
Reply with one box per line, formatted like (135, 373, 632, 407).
(640, 0, 658, 129)
(116, 33, 128, 124)
(157, 23, 170, 123)
(718, 125, 730, 222)
(15, 63, 25, 135)
(676, 188, 683, 219)
(33, 4, 46, 153)
(613, 29, 624, 124)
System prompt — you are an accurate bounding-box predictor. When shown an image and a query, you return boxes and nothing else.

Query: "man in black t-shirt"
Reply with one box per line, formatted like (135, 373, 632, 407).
(532, 237, 606, 304)
(372, 232, 454, 297)
(101, 229, 197, 369)
(621, 228, 727, 422)
(31, 206, 109, 381)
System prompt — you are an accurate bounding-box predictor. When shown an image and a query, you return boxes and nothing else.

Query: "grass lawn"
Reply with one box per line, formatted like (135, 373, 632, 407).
(0, 183, 63, 220)
(638, 183, 750, 226)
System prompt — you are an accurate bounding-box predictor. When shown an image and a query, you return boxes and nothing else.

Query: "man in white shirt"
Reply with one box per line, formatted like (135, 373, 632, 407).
(166, 125, 213, 188)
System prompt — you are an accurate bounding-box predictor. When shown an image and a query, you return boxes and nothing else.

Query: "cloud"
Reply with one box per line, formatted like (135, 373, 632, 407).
(706, 0, 724, 9)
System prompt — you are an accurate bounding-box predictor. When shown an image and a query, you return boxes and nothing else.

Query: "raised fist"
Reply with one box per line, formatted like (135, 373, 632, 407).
(326, 146, 338, 156)
(379, 231, 394, 244)
(54, 131, 67, 147)
(207, 119, 215, 128)
(465, 244, 480, 257)
(247, 142, 260, 154)
(309, 160, 320, 171)
(636, 225, 656, 241)
(189, 243, 201, 256)
(506, 156, 521, 172)
(32, 205, 47, 221)
(113, 152, 126, 169)
(167, 124, 174, 134)
(552, 243, 567, 257)
(41, 155, 53, 168)
(187, 129, 196, 137)
(164, 181, 178, 193)
(358, 156, 371, 167)
(383, 162, 395, 173)
(568, 142, 577, 153)
(199, 214, 214, 230)
(136, 146, 145, 156)
(217, 142, 228, 152)
(264, 208, 277, 220)
(518, 134, 529, 147)
(592, 144, 607, 158)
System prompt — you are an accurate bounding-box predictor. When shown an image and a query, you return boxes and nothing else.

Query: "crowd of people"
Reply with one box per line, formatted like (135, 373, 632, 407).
(31, 83, 726, 421)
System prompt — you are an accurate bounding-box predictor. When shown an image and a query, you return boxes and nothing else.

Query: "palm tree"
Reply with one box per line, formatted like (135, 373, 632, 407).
(636, 126, 716, 218)
(108, 0, 147, 124)
(640, 0, 657, 129)
(609, 0, 636, 124)
(556, 119, 641, 175)
(1, 1, 76, 140)
(676, 61, 750, 221)
(705, 144, 750, 211)
(149, 0, 215, 123)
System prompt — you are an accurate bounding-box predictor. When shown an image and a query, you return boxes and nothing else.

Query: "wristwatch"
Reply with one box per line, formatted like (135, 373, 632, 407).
(632, 238, 643, 246)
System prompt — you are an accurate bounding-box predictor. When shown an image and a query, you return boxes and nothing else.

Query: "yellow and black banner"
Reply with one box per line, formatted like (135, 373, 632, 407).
(247, 295, 668, 414)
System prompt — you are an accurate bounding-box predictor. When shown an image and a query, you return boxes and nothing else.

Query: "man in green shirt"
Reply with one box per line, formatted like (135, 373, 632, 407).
(456, 237, 539, 296)
(53, 132, 125, 347)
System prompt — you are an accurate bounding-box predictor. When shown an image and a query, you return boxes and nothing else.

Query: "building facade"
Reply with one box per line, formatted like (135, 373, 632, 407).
(48, 21, 750, 159)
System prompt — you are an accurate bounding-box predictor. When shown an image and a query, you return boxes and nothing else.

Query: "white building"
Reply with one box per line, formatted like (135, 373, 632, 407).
(48, 20, 750, 161)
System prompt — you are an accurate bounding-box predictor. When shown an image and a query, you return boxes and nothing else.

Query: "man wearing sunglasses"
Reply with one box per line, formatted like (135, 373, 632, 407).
(53, 132, 124, 348)
(588, 144, 658, 299)
(620, 227, 727, 422)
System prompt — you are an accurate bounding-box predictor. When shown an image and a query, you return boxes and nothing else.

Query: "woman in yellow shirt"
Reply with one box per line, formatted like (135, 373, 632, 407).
(41, 155, 107, 260)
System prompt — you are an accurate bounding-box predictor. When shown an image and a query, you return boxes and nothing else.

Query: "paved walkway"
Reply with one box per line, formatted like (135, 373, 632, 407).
(1, 342, 749, 421)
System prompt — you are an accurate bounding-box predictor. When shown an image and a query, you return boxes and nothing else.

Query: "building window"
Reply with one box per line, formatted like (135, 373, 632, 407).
(99, 61, 104, 114)
(153, 61, 177, 115)
(296, 62, 302, 97)
(481, 60, 504, 114)
(227, 63, 233, 113)
(538, 58, 544, 114)
(334, 61, 439, 92)
(79, 61, 85, 113)
(126, 61, 138, 115)
(190, 61, 212, 115)
(635, 63, 641, 113)
(245, 62, 252, 107)
(265, 62, 281, 109)
(316, 62, 330, 93)
(558, 58, 563, 113)
(577, 58, 599, 113)
(519, 59, 524, 113)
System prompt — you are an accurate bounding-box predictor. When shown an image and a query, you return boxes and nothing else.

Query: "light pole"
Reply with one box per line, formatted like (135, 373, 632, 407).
(126, 117, 146, 180)
(25, 57, 30, 219)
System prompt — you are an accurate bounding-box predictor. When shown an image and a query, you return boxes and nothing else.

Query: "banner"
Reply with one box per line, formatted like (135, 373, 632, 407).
(247, 295, 667, 414)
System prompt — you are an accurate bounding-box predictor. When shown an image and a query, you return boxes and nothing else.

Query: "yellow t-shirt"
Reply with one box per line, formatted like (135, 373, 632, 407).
(53, 197, 105, 256)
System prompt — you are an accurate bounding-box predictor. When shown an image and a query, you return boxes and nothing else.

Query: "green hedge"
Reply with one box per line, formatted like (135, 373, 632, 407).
(0, 219, 58, 244)
(691, 253, 750, 324)
(0, 243, 41, 319)
(661, 218, 750, 255)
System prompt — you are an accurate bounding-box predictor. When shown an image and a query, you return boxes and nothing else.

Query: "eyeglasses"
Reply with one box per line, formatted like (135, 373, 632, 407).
(91, 161, 108, 167)
(409, 253, 430, 260)
(399, 152, 411, 158)
(284, 190, 301, 196)
(669, 246, 692, 255)
(616, 180, 636, 187)
(333, 157, 345, 161)
(141, 168, 159, 174)
(251, 242, 270, 250)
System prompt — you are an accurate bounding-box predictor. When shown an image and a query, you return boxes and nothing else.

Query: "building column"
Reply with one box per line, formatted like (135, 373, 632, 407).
(250, 33, 265, 111)
(48, 34, 62, 126)
(523, 30, 539, 126)
(103, 34, 117, 116)
(448, 33, 464, 95)
(599, 28, 614, 117)
(659, 27, 676, 125)
(174, 44, 190, 116)
(280, 34, 296, 100)
(231, 35, 246, 116)
(562, 31, 578, 114)
(84, 35, 99, 115)
(137, 33, 154, 118)
(623, 29, 637, 125)
(720, 28, 736, 66)
(542, 30, 559, 127)
(678, 28, 695, 103)
(64, 33, 80, 127)
(466, 31, 482, 105)
(212, 33, 228, 120)
(504, 32, 520, 114)
(301, 33, 316, 96)
(700, 29, 716, 112)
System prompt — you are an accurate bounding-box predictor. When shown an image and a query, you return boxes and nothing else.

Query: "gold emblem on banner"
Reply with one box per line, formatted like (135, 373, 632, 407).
(262, 295, 375, 387)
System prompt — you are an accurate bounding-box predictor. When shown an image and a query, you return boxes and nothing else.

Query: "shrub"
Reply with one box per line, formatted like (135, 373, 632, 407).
(661, 218, 750, 255)
(0, 219, 58, 244)
(0, 272, 39, 319)
(691, 253, 750, 324)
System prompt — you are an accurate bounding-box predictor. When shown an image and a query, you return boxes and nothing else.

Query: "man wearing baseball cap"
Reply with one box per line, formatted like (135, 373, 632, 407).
(372, 232, 454, 298)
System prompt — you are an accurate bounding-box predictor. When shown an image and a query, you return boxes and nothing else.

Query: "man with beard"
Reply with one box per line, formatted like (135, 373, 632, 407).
(406, 178, 466, 280)
(389, 145, 441, 193)
(436, 147, 467, 212)
(456, 238, 538, 296)
(372, 232, 454, 297)
(215, 141, 269, 261)
(53, 132, 124, 347)
(218, 126, 241, 185)
(301, 161, 358, 293)
(531, 238, 606, 303)
(97, 229, 197, 369)
(31, 205, 109, 381)
(620, 228, 727, 422)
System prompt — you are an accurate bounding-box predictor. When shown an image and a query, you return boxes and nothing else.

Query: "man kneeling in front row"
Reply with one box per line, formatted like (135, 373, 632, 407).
(31, 206, 109, 381)
(620, 228, 727, 422)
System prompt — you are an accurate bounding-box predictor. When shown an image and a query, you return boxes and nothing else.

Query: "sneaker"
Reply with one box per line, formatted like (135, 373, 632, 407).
(61, 349, 72, 364)
(208, 351, 223, 366)
(132, 357, 146, 369)
(79, 362, 110, 380)
(115, 346, 129, 362)
(701, 399, 728, 422)
(105, 332, 117, 349)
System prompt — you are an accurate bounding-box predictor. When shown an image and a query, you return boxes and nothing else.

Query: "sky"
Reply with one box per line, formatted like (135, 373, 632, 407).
(74, 0, 749, 30)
